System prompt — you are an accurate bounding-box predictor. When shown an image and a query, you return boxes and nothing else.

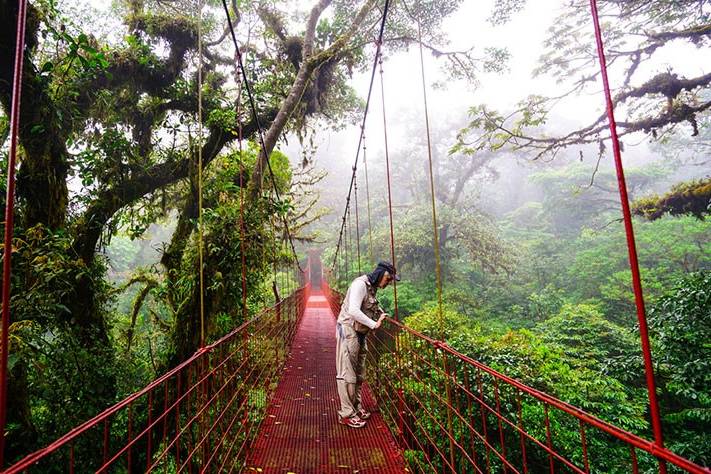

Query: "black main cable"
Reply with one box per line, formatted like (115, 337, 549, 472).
(220, 0, 303, 272)
(330, 0, 391, 272)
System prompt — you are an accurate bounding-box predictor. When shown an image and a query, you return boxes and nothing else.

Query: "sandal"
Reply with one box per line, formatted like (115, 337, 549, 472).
(339, 416, 366, 428)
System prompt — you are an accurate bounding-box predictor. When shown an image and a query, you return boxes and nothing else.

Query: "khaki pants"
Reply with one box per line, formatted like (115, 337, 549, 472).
(335, 323, 367, 419)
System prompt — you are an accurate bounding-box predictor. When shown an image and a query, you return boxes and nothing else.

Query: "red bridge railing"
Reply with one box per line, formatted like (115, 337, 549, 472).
(323, 281, 708, 474)
(4, 286, 309, 473)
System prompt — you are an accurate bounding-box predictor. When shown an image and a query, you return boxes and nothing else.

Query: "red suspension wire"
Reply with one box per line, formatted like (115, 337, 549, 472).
(330, 0, 391, 273)
(353, 167, 362, 274)
(362, 132, 374, 263)
(414, 5, 444, 337)
(219, 0, 303, 274)
(237, 77, 248, 321)
(588, 1, 667, 471)
(348, 203, 354, 276)
(378, 56, 399, 320)
(197, 0, 206, 349)
(1, 0, 28, 467)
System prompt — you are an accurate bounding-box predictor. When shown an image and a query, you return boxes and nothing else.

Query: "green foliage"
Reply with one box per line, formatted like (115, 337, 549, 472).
(39, 26, 110, 85)
(488, 0, 527, 26)
(207, 107, 238, 134)
(535, 303, 642, 387)
(528, 162, 670, 235)
(563, 217, 711, 320)
(488, 165, 711, 327)
(3, 227, 118, 462)
(378, 280, 435, 318)
(108, 144, 301, 370)
(649, 272, 711, 463)
(451, 97, 549, 157)
(395, 304, 649, 472)
(651, 272, 711, 404)
(9, 225, 106, 324)
(406, 302, 483, 341)
(198, 150, 286, 324)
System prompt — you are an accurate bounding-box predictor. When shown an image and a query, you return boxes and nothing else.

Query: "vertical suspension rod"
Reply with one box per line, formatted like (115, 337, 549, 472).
(378, 57, 399, 320)
(330, 0, 391, 271)
(588, 2, 666, 471)
(353, 167, 362, 274)
(219, 0, 303, 273)
(237, 79, 248, 321)
(415, 8, 444, 336)
(362, 133, 374, 263)
(197, 0, 206, 348)
(1, 1, 28, 467)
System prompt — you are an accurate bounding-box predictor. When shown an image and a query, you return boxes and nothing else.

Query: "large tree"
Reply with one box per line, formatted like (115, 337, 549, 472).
(0, 0, 491, 459)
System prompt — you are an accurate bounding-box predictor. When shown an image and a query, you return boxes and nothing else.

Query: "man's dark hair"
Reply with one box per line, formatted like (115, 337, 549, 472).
(367, 261, 400, 286)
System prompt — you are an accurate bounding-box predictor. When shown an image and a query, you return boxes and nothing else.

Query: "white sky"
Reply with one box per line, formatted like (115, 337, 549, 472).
(288, 0, 711, 205)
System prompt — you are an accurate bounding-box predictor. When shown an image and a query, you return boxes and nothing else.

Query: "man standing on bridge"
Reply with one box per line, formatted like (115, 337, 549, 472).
(336, 261, 399, 428)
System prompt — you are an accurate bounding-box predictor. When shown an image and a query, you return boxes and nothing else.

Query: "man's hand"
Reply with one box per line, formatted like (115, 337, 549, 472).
(374, 314, 387, 329)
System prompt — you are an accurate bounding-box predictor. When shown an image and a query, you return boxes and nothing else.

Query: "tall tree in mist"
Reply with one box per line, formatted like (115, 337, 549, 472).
(454, 0, 711, 218)
(0, 0, 495, 458)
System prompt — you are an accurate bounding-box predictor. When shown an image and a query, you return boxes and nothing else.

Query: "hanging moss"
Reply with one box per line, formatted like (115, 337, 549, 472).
(632, 178, 711, 220)
(128, 13, 198, 51)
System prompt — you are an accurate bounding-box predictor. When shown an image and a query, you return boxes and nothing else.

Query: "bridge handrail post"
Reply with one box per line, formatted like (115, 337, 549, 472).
(437, 343, 457, 473)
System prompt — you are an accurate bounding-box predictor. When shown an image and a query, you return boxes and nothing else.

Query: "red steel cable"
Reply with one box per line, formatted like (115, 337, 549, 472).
(1, 0, 28, 467)
(588, 1, 667, 470)
(414, 3, 445, 338)
(236, 73, 248, 322)
(362, 133, 375, 263)
(353, 168, 362, 273)
(197, 0, 206, 349)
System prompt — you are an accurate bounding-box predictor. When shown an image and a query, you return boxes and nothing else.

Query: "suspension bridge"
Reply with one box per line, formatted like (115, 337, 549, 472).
(1, 0, 709, 472)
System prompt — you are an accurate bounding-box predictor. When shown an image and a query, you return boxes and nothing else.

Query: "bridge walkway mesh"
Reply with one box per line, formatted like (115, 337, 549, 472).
(244, 292, 408, 473)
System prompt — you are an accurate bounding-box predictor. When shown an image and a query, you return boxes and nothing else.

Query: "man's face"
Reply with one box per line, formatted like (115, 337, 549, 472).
(379, 271, 393, 288)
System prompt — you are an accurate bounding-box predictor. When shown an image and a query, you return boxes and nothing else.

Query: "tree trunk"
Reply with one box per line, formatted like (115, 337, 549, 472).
(248, 0, 383, 197)
(0, 3, 69, 230)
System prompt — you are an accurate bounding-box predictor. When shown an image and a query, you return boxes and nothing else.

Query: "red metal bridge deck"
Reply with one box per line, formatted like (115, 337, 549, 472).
(244, 292, 408, 473)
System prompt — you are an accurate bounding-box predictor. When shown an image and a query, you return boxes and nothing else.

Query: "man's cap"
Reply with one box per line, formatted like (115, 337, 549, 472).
(377, 261, 400, 281)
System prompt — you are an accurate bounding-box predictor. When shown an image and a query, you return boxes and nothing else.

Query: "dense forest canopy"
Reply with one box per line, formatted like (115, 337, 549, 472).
(0, 0, 709, 469)
(0, 0, 498, 463)
(318, 0, 710, 466)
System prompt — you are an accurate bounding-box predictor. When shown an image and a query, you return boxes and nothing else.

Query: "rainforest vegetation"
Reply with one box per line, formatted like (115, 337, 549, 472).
(0, 0, 709, 470)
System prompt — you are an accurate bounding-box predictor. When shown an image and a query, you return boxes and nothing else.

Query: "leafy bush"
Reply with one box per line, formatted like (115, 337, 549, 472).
(649, 272, 711, 464)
